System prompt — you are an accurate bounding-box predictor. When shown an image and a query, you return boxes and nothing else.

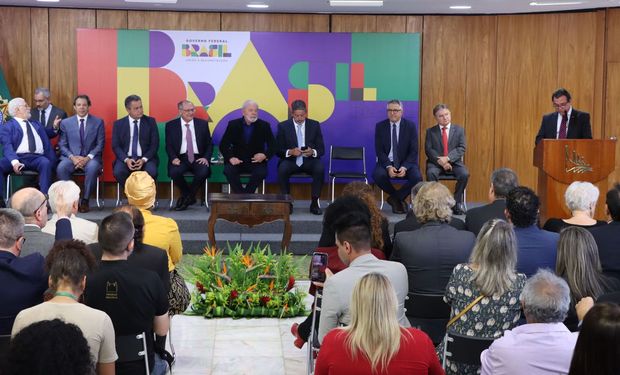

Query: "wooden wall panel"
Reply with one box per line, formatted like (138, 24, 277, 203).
(406, 16, 423, 33)
(96, 9, 128, 29)
(376, 15, 407, 32)
(331, 15, 377, 32)
(30, 8, 49, 95)
(127, 10, 220, 30)
(605, 63, 620, 186)
(221, 13, 329, 32)
(0, 7, 32, 100)
(606, 8, 620, 62)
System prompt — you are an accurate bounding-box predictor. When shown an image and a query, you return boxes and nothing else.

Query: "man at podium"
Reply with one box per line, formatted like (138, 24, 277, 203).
(535, 88, 592, 144)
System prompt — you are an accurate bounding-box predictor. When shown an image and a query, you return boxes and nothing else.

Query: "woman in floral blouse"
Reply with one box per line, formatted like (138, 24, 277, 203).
(439, 219, 526, 375)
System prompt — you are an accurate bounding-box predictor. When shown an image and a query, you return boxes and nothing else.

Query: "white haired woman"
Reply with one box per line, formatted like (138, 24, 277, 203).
(315, 273, 443, 375)
(543, 181, 607, 232)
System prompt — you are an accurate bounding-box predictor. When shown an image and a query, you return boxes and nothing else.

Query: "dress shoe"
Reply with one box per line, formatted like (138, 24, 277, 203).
(289, 203, 294, 215)
(453, 202, 466, 215)
(78, 199, 90, 213)
(175, 196, 190, 211)
(174, 197, 186, 210)
(185, 196, 197, 206)
(310, 199, 322, 215)
(387, 195, 405, 214)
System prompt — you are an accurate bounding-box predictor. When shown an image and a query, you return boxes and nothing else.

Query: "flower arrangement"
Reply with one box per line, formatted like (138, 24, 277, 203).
(0, 95, 8, 125)
(189, 243, 307, 319)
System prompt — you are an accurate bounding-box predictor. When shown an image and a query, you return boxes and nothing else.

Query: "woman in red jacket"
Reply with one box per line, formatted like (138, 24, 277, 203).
(315, 273, 444, 375)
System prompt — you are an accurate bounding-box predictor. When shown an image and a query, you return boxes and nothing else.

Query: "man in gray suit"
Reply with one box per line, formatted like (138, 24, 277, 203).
(425, 103, 469, 215)
(318, 211, 409, 343)
(31, 87, 67, 139)
(57, 95, 105, 213)
(10, 187, 54, 257)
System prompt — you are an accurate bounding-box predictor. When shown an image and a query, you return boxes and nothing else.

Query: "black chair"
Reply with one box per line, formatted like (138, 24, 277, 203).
(306, 287, 323, 375)
(328, 146, 367, 202)
(5, 170, 39, 203)
(116, 332, 150, 375)
(442, 331, 495, 368)
(0, 334, 10, 370)
(290, 172, 321, 208)
(405, 293, 451, 345)
(169, 171, 209, 209)
(437, 172, 468, 210)
(227, 173, 266, 194)
(73, 168, 104, 209)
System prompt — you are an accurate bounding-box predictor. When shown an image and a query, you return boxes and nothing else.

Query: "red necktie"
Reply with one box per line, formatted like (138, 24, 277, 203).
(441, 126, 449, 156)
(558, 114, 567, 139)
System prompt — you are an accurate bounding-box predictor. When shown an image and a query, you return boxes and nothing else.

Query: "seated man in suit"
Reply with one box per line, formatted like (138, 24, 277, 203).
(276, 100, 324, 215)
(220, 100, 275, 194)
(590, 183, 620, 282)
(535, 88, 592, 145)
(465, 168, 519, 236)
(0, 208, 47, 335)
(57, 95, 105, 213)
(373, 100, 422, 214)
(112, 94, 159, 189)
(425, 103, 469, 215)
(318, 211, 410, 343)
(0, 98, 55, 208)
(9, 187, 54, 257)
(31, 87, 67, 139)
(165, 100, 212, 211)
(506, 186, 559, 277)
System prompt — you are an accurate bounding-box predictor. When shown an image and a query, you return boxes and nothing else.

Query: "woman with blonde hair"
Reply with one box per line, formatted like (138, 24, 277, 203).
(315, 273, 443, 375)
(543, 181, 607, 232)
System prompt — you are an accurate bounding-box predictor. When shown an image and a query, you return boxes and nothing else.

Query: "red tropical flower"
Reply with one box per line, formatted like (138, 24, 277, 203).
(260, 296, 271, 306)
(195, 281, 205, 293)
(286, 275, 295, 291)
(230, 290, 239, 300)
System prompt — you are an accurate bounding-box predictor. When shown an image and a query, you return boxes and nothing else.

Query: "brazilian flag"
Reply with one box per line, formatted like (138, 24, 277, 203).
(0, 66, 10, 125)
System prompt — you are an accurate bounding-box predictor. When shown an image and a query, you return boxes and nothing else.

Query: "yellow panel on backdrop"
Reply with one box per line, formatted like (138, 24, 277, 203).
(308, 84, 335, 123)
(117, 68, 150, 118)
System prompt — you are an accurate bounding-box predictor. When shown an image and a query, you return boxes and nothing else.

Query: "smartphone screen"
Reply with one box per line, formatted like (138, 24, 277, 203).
(310, 252, 328, 282)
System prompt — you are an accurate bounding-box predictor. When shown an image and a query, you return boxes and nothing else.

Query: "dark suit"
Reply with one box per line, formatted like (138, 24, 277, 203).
(57, 115, 105, 199)
(165, 117, 213, 199)
(391, 221, 475, 294)
(220, 117, 275, 194)
(276, 118, 325, 198)
(535, 108, 592, 145)
(590, 221, 620, 282)
(465, 199, 507, 236)
(425, 124, 469, 203)
(393, 214, 465, 240)
(514, 225, 559, 277)
(372, 118, 422, 201)
(31, 105, 67, 139)
(0, 118, 55, 199)
(112, 115, 159, 186)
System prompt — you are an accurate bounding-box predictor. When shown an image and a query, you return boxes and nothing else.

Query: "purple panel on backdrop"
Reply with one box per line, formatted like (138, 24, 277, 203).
(149, 31, 175, 68)
(188, 82, 216, 106)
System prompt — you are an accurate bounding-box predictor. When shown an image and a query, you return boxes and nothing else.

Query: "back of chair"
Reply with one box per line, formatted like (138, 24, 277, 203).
(405, 293, 451, 345)
(328, 146, 366, 176)
(442, 331, 494, 367)
(116, 332, 150, 375)
(0, 334, 10, 370)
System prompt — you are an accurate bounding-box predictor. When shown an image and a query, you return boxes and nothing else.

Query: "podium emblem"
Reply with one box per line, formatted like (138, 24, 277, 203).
(564, 145, 592, 173)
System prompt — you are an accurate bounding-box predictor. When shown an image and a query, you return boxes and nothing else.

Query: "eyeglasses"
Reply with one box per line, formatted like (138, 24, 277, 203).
(387, 109, 402, 113)
(33, 196, 48, 216)
(181, 108, 196, 112)
(552, 102, 570, 109)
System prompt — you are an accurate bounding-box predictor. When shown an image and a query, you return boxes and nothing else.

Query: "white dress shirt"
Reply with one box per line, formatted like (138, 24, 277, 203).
(126, 116, 145, 161)
(38, 104, 52, 125)
(179, 119, 199, 155)
(13, 117, 44, 164)
(285, 120, 317, 158)
(388, 119, 401, 163)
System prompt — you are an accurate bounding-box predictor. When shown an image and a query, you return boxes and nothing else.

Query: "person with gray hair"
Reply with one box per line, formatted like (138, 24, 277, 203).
(9, 187, 54, 257)
(543, 181, 607, 233)
(40, 180, 98, 244)
(219, 99, 275, 193)
(481, 269, 578, 375)
(465, 168, 518, 236)
(31, 87, 67, 138)
(0, 208, 48, 335)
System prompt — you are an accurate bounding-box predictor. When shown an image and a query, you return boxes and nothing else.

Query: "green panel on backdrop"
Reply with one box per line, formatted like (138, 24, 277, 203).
(117, 30, 149, 67)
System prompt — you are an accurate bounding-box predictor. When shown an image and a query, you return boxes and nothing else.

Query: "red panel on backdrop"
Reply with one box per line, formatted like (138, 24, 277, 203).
(149, 68, 187, 123)
(350, 63, 365, 89)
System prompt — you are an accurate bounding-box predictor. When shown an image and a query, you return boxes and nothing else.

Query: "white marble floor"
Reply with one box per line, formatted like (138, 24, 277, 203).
(168, 282, 312, 375)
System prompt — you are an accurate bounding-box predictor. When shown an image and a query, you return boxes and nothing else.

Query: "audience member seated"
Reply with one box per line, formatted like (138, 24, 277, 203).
(555, 226, 620, 331)
(568, 302, 620, 375)
(480, 269, 577, 375)
(315, 273, 443, 375)
(89, 205, 170, 294)
(543, 181, 607, 232)
(318, 212, 409, 343)
(42, 180, 98, 244)
(0, 208, 47, 335)
(439, 219, 526, 375)
(506, 186, 559, 277)
(589, 183, 620, 281)
(84, 212, 169, 375)
(465, 168, 518, 236)
(11, 240, 117, 374)
(394, 182, 465, 239)
(5, 319, 94, 375)
(392, 182, 475, 295)
(9, 187, 54, 257)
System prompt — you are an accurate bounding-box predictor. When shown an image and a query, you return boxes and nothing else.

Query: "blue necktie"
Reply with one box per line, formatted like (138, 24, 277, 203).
(392, 123, 400, 169)
(295, 124, 303, 167)
(79, 118, 85, 155)
(131, 119, 139, 160)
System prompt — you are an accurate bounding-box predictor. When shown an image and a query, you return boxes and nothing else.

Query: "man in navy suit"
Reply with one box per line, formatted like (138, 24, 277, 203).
(276, 100, 324, 215)
(57, 95, 105, 213)
(165, 100, 213, 211)
(425, 103, 469, 215)
(220, 100, 276, 194)
(535, 88, 592, 145)
(112, 95, 159, 188)
(373, 100, 422, 214)
(590, 184, 620, 282)
(31, 87, 67, 139)
(0, 98, 55, 208)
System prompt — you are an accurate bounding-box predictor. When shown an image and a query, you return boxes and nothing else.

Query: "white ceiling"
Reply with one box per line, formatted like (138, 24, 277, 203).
(0, 0, 618, 15)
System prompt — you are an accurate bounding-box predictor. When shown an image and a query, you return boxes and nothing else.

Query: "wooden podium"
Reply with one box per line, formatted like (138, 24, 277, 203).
(534, 139, 616, 224)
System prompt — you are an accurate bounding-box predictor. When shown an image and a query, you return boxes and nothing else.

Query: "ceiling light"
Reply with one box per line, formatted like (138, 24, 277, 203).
(247, 3, 269, 8)
(449, 5, 472, 9)
(125, 0, 178, 3)
(529, 1, 583, 6)
(329, 0, 384, 7)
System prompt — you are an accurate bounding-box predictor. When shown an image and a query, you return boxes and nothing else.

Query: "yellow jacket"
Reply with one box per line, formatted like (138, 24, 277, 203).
(140, 208, 183, 271)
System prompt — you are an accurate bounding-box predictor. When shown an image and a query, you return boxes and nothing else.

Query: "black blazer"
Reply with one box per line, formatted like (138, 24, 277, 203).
(425, 124, 466, 168)
(590, 221, 620, 282)
(394, 214, 465, 240)
(165, 117, 213, 162)
(112, 115, 160, 162)
(219, 117, 275, 163)
(275, 118, 325, 161)
(31, 105, 67, 138)
(375, 118, 419, 170)
(465, 199, 508, 236)
(535, 108, 592, 145)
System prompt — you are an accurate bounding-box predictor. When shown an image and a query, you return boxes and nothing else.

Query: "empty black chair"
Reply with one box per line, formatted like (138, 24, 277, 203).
(328, 146, 367, 202)
(405, 293, 451, 345)
(442, 331, 494, 368)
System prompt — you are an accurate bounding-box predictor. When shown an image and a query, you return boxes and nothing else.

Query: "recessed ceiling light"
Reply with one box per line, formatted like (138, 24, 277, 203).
(449, 5, 472, 9)
(529, 1, 583, 5)
(329, 0, 384, 7)
(125, 0, 178, 3)
(247, 3, 269, 8)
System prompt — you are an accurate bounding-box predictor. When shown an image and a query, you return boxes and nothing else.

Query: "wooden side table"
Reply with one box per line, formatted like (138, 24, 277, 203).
(207, 193, 293, 252)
